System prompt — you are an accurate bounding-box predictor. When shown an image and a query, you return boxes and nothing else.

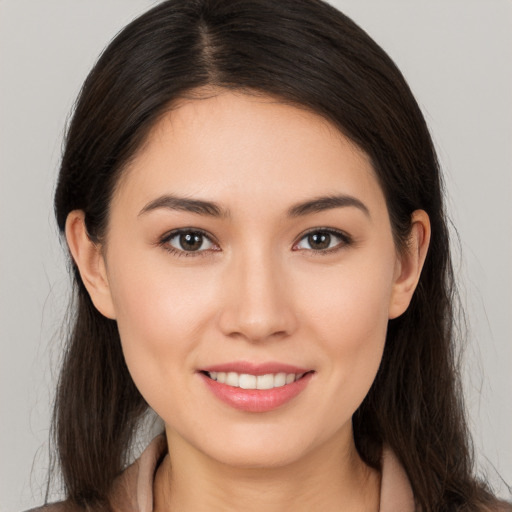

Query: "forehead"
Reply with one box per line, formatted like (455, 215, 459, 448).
(113, 91, 384, 216)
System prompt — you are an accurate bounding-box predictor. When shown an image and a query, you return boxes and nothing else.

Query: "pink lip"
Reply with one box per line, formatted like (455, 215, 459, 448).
(200, 361, 310, 376)
(198, 361, 314, 413)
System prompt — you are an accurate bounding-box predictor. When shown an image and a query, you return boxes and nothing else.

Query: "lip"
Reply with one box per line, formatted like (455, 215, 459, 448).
(200, 361, 310, 376)
(198, 361, 314, 413)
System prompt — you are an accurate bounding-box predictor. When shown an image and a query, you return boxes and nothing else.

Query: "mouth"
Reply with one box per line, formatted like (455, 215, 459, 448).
(198, 363, 315, 413)
(200, 370, 310, 390)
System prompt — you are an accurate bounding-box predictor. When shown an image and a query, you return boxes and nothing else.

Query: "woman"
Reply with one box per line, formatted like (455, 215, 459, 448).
(29, 0, 510, 511)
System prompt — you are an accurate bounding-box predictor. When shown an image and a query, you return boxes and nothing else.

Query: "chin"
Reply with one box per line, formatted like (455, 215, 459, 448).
(190, 420, 340, 470)
(207, 439, 312, 469)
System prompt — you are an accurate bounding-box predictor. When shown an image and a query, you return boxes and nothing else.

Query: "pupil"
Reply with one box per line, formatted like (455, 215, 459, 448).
(180, 232, 202, 251)
(308, 232, 330, 250)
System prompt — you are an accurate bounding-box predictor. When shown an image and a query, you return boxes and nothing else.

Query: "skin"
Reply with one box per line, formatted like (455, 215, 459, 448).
(66, 90, 430, 512)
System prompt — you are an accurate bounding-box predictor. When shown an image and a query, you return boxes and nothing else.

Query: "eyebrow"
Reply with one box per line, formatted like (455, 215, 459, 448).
(287, 194, 370, 218)
(138, 195, 228, 218)
(138, 193, 370, 219)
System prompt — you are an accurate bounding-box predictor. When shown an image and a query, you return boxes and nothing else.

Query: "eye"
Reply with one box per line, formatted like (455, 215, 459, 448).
(161, 229, 218, 255)
(294, 229, 351, 252)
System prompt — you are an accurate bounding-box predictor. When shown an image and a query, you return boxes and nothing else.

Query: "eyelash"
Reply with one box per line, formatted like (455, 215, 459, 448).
(158, 228, 352, 257)
(293, 228, 353, 255)
(158, 229, 219, 258)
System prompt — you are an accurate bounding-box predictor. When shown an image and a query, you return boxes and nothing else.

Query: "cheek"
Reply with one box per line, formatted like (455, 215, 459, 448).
(109, 247, 217, 332)
(105, 253, 219, 405)
(296, 249, 395, 406)
(300, 248, 395, 341)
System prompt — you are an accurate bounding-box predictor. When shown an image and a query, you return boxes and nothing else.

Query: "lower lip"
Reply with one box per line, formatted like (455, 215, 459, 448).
(199, 372, 313, 413)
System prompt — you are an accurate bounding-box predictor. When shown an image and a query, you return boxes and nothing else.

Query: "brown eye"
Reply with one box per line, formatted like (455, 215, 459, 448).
(294, 229, 350, 252)
(307, 232, 331, 250)
(166, 230, 215, 253)
(179, 232, 204, 251)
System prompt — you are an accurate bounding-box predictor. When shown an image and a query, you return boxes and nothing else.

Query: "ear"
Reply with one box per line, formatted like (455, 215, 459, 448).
(65, 210, 116, 319)
(388, 210, 431, 319)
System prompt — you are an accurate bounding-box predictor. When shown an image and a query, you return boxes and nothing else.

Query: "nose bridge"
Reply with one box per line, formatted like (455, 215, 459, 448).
(218, 243, 296, 342)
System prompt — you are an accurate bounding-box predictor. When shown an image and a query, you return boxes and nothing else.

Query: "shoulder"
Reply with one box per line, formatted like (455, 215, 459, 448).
(109, 435, 167, 512)
(25, 436, 168, 512)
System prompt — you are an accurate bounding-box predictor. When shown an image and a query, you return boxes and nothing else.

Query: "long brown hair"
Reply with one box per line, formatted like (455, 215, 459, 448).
(51, 1, 506, 510)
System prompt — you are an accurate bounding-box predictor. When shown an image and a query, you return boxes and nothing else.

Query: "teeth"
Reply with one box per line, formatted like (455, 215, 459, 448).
(256, 374, 274, 390)
(239, 373, 257, 389)
(226, 372, 239, 387)
(208, 371, 303, 389)
(274, 372, 286, 387)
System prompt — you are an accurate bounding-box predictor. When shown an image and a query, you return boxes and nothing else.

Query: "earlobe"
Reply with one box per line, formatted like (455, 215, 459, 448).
(65, 210, 116, 319)
(388, 210, 431, 319)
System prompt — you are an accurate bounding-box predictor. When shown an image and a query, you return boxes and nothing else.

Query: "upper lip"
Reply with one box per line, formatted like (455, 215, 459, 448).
(199, 361, 312, 376)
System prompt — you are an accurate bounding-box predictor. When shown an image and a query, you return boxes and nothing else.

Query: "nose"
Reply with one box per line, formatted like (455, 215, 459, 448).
(217, 249, 298, 343)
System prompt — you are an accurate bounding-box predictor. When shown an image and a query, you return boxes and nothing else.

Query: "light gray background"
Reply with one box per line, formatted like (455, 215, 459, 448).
(1, 1, 511, 510)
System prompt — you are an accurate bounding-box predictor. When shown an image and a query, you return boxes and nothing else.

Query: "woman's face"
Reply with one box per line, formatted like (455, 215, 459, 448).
(96, 91, 409, 468)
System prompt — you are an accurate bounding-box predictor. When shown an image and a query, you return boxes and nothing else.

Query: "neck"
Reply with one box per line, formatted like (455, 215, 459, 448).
(154, 427, 380, 512)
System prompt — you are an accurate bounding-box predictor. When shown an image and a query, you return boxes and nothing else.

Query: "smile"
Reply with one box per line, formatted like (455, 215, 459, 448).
(198, 363, 314, 412)
(205, 371, 306, 389)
